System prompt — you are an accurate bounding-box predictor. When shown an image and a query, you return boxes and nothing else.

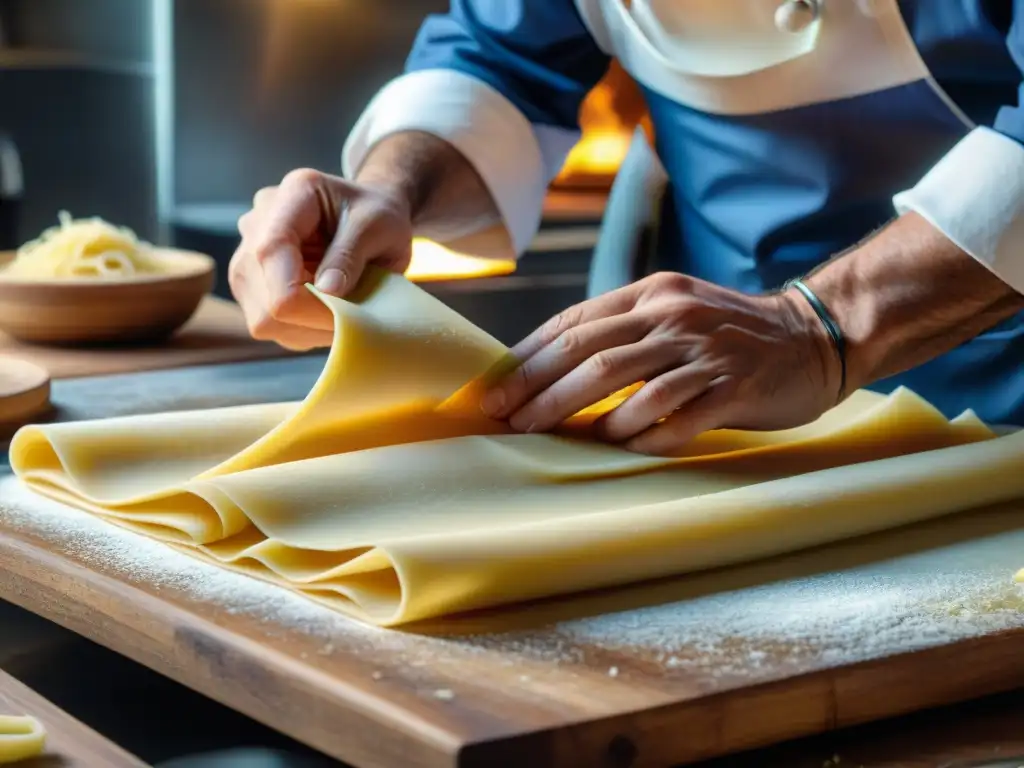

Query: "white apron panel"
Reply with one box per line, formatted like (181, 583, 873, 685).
(573, 0, 974, 120)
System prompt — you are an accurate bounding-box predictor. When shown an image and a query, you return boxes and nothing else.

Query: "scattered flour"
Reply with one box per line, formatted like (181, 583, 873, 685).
(548, 549, 1024, 680)
(0, 477, 394, 651)
(2, 474, 1024, 691)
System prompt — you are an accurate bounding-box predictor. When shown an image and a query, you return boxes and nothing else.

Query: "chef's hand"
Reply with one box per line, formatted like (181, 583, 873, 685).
(229, 168, 413, 350)
(481, 272, 842, 455)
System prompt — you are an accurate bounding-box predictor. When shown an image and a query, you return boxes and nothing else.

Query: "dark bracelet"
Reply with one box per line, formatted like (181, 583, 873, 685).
(785, 278, 847, 403)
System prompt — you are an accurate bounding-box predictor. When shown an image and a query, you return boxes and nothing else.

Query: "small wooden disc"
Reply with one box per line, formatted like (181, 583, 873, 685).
(0, 357, 51, 427)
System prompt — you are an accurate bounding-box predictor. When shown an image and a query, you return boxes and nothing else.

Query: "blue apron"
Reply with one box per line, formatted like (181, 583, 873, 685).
(389, 0, 1024, 425)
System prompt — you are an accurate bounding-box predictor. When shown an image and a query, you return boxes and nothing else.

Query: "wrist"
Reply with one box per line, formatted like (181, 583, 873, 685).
(775, 287, 846, 406)
(352, 130, 449, 224)
(799, 212, 1024, 392)
(800, 267, 878, 394)
(353, 159, 421, 223)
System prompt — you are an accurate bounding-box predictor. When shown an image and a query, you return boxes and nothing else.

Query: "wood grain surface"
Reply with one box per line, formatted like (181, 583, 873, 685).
(0, 666, 148, 767)
(699, 687, 1024, 768)
(0, 357, 50, 432)
(1, 358, 1024, 768)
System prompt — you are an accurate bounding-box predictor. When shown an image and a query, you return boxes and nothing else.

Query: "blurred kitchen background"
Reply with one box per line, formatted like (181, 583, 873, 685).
(0, 0, 652, 342)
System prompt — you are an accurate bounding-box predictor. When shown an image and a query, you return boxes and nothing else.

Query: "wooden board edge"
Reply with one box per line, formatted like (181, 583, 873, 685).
(0, 533, 461, 768)
(0, 667, 150, 767)
(454, 629, 1024, 768)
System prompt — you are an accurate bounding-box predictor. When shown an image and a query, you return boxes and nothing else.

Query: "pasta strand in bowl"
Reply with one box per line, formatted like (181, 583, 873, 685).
(3, 212, 166, 280)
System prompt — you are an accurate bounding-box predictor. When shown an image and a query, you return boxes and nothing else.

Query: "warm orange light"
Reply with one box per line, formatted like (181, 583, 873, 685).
(404, 238, 516, 282)
(553, 61, 650, 188)
(558, 130, 634, 180)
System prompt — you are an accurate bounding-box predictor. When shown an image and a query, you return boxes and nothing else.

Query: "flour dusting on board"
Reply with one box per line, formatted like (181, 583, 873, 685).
(551, 568, 1024, 681)
(2, 475, 1024, 691)
(0, 478, 390, 643)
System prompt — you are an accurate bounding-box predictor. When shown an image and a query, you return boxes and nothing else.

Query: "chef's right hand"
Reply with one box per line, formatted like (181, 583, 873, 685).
(230, 168, 414, 350)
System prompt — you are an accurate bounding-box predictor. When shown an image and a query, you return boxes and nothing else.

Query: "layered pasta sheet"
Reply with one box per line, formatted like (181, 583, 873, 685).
(11, 270, 1024, 626)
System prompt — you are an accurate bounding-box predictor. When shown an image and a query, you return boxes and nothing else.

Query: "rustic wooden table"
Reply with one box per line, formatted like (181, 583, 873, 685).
(1, 357, 1023, 768)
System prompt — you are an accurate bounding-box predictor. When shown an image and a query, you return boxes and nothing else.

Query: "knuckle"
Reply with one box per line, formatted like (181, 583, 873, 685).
(641, 378, 676, 409)
(646, 271, 691, 294)
(555, 328, 583, 356)
(511, 362, 534, 392)
(281, 167, 322, 189)
(236, 211, 253, 236)
(227, 259, 244, 291)
(586, 351, 617, 378)
(247, 313, 275, 341)
(252, 186, 276, 207)
(541, 308, 580, 345)
(252, 236, 290, 266)
(324, 246, 358, 272)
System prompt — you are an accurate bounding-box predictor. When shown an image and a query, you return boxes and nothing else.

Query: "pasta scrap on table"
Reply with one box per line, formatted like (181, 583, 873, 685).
(0, 715, 45, 764)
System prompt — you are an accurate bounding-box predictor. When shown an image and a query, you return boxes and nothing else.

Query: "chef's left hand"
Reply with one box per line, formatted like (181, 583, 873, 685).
(481, 272, 842, 455)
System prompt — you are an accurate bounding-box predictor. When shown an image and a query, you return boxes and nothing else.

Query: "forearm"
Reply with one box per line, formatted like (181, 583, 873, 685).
(353, 130, 501, 239)
(803, 212, 1024, 392)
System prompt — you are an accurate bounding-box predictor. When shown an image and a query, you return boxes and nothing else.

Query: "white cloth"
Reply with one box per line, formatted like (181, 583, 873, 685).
(341, 69, 579, 258)
(894, 127, 1024, 296)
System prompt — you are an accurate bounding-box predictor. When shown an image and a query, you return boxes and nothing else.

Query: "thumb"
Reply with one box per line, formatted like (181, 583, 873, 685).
(315, 202, 412, 297)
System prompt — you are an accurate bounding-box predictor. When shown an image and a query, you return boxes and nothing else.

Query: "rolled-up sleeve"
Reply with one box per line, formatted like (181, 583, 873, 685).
(893, 17, 1024, 295)
(342, 1, 610, 256)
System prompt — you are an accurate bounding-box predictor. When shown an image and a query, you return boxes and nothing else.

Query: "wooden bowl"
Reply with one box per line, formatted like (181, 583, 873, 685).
(0, 249, 216, 345)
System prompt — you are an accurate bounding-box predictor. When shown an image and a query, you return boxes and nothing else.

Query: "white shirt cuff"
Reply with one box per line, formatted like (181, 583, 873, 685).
(342, 69, 580, 257)
(893, 126, 1024, 295)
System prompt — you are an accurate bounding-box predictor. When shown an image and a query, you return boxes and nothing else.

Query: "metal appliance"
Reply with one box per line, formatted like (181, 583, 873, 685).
(0, 133, 23, 250)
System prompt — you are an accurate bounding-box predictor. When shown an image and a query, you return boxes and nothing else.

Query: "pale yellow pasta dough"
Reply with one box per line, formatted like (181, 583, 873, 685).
(10, 269, 1024, 626)
(0, 716, 45, 764)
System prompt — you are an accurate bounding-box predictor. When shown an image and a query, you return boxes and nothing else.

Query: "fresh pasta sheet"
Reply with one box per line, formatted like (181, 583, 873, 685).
(11, 270, 1024, 626)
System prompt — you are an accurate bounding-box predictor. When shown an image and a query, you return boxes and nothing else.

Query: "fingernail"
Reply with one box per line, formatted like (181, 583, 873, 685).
(315, 268, 347, 295)
(481, 389, 506, 418)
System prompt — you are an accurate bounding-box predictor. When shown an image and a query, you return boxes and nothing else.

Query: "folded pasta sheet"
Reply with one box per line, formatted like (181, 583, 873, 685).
(10, 269, 1024, 626)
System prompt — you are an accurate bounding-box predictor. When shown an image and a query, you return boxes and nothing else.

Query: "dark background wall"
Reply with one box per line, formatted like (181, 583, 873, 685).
(0, 0, 156, 243)
(0, 0, 444, 244)
(0, 0, 592, 341)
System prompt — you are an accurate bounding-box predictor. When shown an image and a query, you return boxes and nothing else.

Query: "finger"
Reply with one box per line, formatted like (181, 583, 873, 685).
(240, 257, 333, 349)
(508, 283, 642, 362)
(234, 238, 333, 342)
(237, 210, 256, 238)
(252, 186, 276, 209)
(251, 189, 339, 329)
(508, 337, 681, 433)
(595, 363, 716, 442)
(625, 379, 740, 456)
(259, 244, 334, 330)
(314, 204, 403, 296)
(483, 314, 646, 420)
(252, 316, 333, 351)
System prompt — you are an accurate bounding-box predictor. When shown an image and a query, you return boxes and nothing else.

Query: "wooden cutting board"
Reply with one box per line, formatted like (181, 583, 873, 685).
(2, 478, 1024, 768)
(0, 296, 293, 379)
(1, 358, 1024, 768)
